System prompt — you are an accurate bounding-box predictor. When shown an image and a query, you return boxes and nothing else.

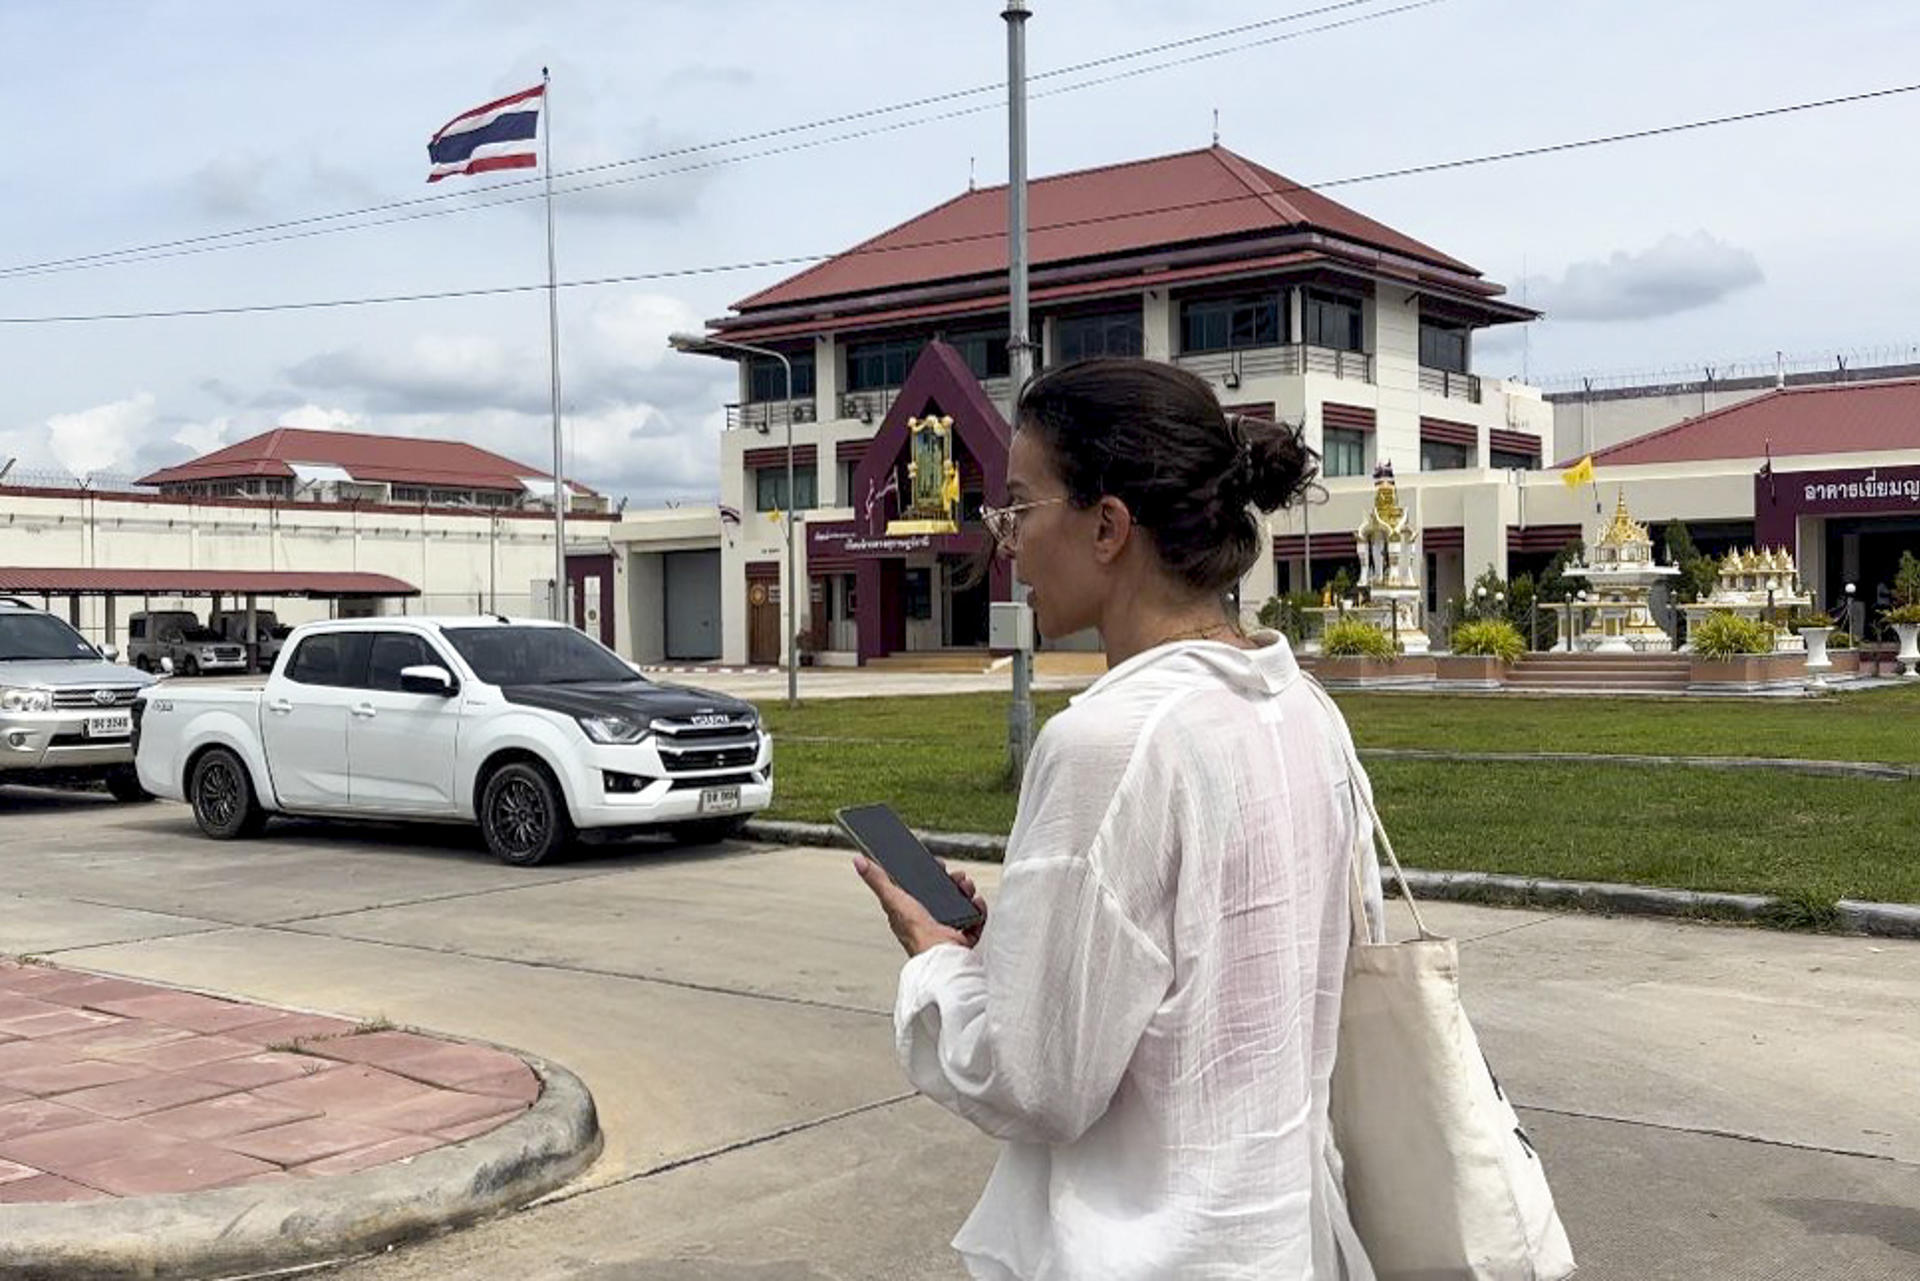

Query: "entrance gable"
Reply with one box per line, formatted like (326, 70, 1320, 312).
(849, 341, 1012, 508)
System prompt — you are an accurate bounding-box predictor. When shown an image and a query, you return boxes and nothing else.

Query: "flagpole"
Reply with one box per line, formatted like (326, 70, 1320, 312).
(542, 66, 568, 624)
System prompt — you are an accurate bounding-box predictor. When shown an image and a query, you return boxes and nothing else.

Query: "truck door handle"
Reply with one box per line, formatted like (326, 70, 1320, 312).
(351, 703, 377, 719)
(267, 699, 294, 715)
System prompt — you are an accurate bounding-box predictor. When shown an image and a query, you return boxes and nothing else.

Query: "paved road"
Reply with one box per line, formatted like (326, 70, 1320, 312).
(1, 787, 1915, 1279)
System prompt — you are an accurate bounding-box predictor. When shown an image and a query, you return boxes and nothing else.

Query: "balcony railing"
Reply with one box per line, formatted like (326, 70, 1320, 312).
(837, 388, 900, 423)
(726, 399, 817, 433)
(1176, 344, 1374, 386)
(1419, 366, 1482, 403)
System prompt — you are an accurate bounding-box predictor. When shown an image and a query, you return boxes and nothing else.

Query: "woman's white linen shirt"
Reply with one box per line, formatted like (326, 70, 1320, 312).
(895, 632, 1381, 1280)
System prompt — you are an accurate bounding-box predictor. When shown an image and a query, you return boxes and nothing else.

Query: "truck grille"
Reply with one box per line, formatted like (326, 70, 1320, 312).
(659, 744, 759, 772)
(651, 714, 760, 776)
(51, 687, 142, 709)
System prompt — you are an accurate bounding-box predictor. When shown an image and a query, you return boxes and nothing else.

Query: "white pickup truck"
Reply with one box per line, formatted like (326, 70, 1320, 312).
(134, 616, 772, 865)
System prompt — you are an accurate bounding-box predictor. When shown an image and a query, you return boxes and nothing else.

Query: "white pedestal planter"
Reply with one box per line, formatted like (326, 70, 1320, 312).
(1799, 626, 1833, 687)
(1895, 622, 1920, 679)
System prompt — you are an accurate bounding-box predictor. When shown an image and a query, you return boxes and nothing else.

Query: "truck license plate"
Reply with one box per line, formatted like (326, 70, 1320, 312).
(698, 786, 741, 814)
(85, 712, 132, 739)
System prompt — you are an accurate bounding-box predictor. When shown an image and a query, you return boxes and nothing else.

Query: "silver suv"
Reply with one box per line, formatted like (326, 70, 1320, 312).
(0, 597, 157, 801)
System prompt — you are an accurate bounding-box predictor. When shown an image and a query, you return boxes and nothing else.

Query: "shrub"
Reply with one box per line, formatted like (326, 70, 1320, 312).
(1791, 610, 1834, 629)
(1322, 618, 1396, 659)
(1257, 591, 1323, 642)
(1690, 611, 1777, 658)
(1895, 551, 1920, 608)
(1887, 604, 1920, 627)
(1450, 618, 1526, 662)
(1829, 631, 1856, 650)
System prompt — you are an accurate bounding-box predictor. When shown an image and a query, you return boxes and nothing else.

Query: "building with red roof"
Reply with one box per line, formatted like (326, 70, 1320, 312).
(651, 145, 1555, 666)
(137, 427, 602, 513)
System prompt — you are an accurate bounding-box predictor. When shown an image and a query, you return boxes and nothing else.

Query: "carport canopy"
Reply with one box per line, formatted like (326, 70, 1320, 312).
(0, 568, 417, 600)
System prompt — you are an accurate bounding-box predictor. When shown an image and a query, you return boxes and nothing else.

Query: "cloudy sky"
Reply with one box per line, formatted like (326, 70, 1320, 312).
(2, 0, 1917, 505)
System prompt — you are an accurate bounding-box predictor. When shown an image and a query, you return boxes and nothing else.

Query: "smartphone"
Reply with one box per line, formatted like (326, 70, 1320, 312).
(836, 803, 985, 932)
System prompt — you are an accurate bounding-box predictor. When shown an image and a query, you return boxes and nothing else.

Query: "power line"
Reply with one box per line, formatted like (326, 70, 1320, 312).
(0, 0, 1414, 281)
(4, 79, 1916, 327)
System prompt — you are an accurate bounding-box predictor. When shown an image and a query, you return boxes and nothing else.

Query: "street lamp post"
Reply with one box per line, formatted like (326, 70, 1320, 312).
(669, 332, 798, 708)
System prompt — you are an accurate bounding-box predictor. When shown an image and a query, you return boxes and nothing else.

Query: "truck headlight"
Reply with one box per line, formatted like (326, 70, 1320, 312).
(578, 714, 651, 745)
(0, 687, 53, 713)
(200, 650, 219, 662)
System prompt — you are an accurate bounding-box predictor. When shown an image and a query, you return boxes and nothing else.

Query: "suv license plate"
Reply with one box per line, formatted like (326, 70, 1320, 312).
(698, 786, 741, 814)
(85, 712, 132, 739)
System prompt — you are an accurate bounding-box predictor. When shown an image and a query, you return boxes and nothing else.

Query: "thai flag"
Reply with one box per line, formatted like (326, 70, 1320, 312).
(428, 84, 543, 182)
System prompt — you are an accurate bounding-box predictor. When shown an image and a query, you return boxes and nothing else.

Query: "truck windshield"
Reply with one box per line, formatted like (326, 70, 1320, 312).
(0, 614, 101, 662)
(442, 626, 641, 687)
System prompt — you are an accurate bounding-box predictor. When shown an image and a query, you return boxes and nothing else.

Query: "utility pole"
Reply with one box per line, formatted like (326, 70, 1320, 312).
(1003, 0, 1036, 777)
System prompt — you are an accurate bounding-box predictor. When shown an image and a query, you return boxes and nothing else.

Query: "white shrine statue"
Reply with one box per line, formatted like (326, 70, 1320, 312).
(1355, 461, 1417, 591)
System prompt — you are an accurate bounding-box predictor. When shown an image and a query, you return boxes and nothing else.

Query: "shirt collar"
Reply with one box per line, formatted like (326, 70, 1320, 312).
(1070, 629, 1300, 705)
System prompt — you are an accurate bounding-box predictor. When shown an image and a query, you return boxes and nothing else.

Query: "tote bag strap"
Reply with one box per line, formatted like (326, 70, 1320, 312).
(1303, 673, 1437, 942)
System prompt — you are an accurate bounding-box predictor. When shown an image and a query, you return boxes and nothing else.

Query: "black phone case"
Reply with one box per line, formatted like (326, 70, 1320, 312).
(837, 804, 985, 931)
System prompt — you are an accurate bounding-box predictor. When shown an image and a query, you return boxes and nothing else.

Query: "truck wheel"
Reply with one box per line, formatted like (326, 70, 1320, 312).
(182, 655, 200, 677)
(190, 747, 266, 839)
(104, 766, 152, 804)
(667, 817, 748, 846)
(480, 761, 573, 867)
(134, 655, 153, 673)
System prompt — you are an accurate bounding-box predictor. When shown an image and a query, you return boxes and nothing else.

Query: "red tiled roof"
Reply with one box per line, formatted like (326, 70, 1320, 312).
(136, 428, 584, 493)
(1577, 378, 1920, 467)
(719, 250, 1319, 344)
(0, 568, 418, 598)
(732, 146, 1478, 313)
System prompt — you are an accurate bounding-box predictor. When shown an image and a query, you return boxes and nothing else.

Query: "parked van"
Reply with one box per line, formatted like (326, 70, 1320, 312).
(127, 611, 247, 676)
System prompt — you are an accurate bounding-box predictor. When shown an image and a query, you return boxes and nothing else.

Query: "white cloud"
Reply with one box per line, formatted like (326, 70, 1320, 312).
(186, 153, 275, 219)
(171, 415, 235, 456)
(1533, 232, 1764, 323)
(279, 403, 368, 432)
(46, 392, 156, 477)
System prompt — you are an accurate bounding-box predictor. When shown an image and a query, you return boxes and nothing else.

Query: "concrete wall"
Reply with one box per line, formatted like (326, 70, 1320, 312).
(0, 489, 607, 652)
(1550, 386, 1772, 463)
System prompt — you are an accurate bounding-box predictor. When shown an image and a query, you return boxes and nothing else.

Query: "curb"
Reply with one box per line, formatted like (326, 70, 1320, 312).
(745, 819, 1920, 941)
(1358, 748, 1920, 781)
(0, 1056, 602, 1281)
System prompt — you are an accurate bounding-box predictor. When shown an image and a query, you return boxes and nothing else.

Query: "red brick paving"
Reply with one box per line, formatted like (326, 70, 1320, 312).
(0, 960, 538, 1201)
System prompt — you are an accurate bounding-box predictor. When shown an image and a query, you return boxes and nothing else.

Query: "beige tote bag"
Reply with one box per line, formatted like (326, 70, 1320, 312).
(1317, 685, 1577, 1280)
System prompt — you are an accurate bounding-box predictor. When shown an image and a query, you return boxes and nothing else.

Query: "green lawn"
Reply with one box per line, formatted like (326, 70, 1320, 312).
(758, 688, 1920, 903)
(1334, 684, 1920, 764)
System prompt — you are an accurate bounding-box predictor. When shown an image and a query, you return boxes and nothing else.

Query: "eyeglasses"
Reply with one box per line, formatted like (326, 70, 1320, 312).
(980, 497, 1066, 547)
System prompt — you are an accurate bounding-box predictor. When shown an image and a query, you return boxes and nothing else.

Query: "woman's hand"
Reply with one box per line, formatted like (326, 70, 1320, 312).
(854, 857, 988, 957)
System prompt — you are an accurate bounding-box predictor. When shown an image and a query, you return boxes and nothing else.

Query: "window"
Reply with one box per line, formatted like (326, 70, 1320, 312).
(845, 337, 926, 391)
(1054, 309, 1144, 363)
(1303, 291, 1365, 352)
(1420, 440, 1471, 471)
(1419, 321, 1469, 373)
(367, 633, 441, 692)
(285, 633, 371, 687)
(1323, 427, 1368, 478)
(948, 331, 1011, 381)
(904, 569, 932, 621)
(838, 460, 859, 505)
(0, 611, 96, 661)
(1180, 294, 1284, 353)
(1490, 449, 1538, 471)
(442, 626, 638, 686)
(754, 465, 818, 511)
(746, 353, 816, 403)
(392, 485, 428, 503)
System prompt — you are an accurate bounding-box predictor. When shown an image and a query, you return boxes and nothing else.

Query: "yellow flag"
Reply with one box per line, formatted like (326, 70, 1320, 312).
(1561, 455, 1595, 489)
(767, 507, 783, 524)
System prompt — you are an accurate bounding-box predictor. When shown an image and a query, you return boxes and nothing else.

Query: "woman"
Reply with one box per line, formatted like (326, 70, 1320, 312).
(855, 357, 1383, 1280)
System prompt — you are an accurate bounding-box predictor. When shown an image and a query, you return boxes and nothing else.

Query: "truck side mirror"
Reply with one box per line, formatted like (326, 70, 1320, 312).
(399, 665, 458, 697)
(160, 656, 175, 676)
